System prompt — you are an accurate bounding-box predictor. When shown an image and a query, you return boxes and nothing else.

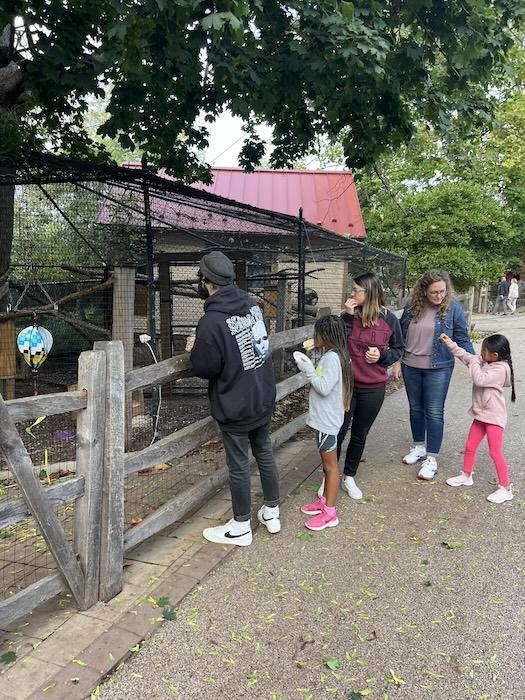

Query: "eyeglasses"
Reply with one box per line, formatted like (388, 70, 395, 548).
(427, 289, 447, 297)
(352, 287, 365, 295)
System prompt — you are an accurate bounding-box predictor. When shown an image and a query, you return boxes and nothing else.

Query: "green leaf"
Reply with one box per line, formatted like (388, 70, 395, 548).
(156, 596, 170, 608)
(442, 538, 462, 550)
(162, 606, 176, 621)
(0, 651, 16, 665)
(323, 658, 342, 671)
(340, 2, 354, 21)
(72, 659, 87, 666)
(298, 532, 313, 542)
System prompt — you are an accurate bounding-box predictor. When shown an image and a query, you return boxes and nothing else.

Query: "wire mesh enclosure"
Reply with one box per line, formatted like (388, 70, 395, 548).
(0, 152, 406, 600)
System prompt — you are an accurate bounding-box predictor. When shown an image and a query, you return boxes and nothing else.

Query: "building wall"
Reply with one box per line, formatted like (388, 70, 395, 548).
(275, 261, 349, 315)
(306, 261, 349, 313)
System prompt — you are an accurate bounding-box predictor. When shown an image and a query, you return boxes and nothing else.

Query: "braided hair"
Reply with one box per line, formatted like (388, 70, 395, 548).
(482, 334, 516, 402)
(314, 314, 353, 410)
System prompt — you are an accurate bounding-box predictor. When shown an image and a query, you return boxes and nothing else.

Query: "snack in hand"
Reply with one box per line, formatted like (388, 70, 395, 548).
(303, 338, 315, 352)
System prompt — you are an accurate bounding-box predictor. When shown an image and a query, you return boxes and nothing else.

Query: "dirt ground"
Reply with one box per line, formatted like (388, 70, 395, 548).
(98, 315, 524, 700)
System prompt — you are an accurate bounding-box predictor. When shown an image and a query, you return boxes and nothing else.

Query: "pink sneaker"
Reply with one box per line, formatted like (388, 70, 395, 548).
(446, 473, 474, 487)
(301, 496, 325, 515)
(486, 484, 513, 504)
(305, 507, 339, 531)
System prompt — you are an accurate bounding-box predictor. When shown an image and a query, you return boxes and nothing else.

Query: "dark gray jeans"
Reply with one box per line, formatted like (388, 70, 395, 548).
(221, 422, 280, 522)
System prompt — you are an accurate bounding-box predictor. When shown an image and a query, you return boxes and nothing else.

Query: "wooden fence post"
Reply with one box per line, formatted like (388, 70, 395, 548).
(74, 350, 106, 609)
(112, 266, 135, 447)
(467, 286, 475, 329)
(94, 340, 126, 601)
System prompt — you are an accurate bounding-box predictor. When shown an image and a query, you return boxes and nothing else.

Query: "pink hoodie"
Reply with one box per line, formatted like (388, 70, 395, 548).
(444, 339, 511, 428)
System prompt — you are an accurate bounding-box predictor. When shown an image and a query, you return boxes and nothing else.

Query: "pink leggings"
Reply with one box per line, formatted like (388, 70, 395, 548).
(463, 420, 509, 487)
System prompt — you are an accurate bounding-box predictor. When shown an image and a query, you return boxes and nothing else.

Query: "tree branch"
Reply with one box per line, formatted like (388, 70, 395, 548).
(0, 276, 114, 321)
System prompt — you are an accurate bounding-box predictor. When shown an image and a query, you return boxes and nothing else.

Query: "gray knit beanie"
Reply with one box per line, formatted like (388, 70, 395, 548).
(199, 251, 234, 286)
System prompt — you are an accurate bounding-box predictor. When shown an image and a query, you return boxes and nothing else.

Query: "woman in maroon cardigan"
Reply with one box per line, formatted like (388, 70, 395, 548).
(324, 272, 403, 500)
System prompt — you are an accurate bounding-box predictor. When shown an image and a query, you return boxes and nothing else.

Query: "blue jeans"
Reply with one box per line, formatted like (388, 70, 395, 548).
(401, 364, 453, 456)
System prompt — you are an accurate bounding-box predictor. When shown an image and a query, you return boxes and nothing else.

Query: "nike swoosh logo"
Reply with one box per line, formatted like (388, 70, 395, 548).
(224, 530, 250, 539)
(262, 515, 275, 522)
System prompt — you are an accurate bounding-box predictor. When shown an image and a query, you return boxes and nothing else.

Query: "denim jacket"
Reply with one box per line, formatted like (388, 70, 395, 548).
(399, 299, 474, 369)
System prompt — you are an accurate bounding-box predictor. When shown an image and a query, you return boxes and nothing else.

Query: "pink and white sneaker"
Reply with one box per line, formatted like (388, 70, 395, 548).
(446, 473, 474, 487)
(486, 484, 513, 504)
(305, 507, 339, 531)
(301, 496, 325, 515)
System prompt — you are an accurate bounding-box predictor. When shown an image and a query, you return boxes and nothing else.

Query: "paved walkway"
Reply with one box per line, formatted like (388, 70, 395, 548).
(97, 314, 525, 700)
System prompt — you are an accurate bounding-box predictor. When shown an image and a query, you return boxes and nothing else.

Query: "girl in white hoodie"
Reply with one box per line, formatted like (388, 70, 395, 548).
(439, 333, 516, 503)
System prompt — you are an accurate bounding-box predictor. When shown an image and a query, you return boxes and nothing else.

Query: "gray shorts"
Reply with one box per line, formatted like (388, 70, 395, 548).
(315, 430, 338, 453)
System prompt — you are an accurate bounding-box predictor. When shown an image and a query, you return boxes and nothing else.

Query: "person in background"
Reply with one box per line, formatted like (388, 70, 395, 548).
(397, 270, 474, 480)
(186, 251, 280, 547)
(492, 275, 510, 315)
(334, 272, 403, 500)
(507, 277, 519, 315)
(294, 315, 353, 531)
(441, 333, 515, 504)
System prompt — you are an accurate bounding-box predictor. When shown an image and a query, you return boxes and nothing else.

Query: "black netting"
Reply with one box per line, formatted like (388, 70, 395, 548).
(0, 152, 406, 587)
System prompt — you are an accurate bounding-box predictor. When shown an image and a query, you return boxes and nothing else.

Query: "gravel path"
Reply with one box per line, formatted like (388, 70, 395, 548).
(99, 314, 525, 700)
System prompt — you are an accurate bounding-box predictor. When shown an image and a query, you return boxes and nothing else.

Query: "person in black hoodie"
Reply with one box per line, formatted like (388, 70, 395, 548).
(186, 251, 280, 546)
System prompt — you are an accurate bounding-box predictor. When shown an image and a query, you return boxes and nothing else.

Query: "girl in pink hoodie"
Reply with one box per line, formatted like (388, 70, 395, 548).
(439, 333, 516, 503)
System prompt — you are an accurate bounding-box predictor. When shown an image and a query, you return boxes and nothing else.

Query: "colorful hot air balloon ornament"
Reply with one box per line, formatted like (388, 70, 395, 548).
(17, 321, 53, 395)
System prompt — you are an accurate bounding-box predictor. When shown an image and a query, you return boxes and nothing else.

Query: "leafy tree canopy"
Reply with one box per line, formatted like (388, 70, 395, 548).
(365, 179, 521, 289)
(1, 0, 524, 181)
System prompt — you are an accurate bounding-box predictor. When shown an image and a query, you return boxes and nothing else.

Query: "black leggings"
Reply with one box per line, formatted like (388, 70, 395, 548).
(337, 385, 386, 477)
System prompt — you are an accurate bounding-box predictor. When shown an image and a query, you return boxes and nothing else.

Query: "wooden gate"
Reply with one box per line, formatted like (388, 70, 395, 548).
(0, 345, 121, 628)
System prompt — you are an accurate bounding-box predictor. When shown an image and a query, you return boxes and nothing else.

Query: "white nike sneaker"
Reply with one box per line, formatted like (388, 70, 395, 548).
(402, 445, 426, 464)
(257, 505, 281, 534)
(417, 457, 438, 480)
(203, 519, 252, 546)
(341, 476, 363, 500)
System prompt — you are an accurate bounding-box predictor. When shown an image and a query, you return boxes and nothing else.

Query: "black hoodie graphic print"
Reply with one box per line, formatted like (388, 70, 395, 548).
(190, 285, 276, 432)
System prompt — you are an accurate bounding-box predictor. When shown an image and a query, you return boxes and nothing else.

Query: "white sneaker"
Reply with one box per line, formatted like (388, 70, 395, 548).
(257, 505, 281, 534)
(317, 477, 325, 499)
(203, 519, 252, 546)
(446, 473, 473, 487)
(417, 457, 438, 480)
(341, 476, 363, 500)
(403, 445, 426, 464)
(486, 485, 513, 504)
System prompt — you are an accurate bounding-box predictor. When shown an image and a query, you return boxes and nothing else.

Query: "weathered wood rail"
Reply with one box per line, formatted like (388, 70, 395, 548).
(0, 325, 313, 628)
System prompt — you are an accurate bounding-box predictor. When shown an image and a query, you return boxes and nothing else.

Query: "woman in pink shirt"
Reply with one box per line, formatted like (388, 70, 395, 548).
(440, 333, 516, 503)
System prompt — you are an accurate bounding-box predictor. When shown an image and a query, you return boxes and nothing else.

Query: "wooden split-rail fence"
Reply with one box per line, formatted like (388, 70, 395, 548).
(0, 325, 313, 629)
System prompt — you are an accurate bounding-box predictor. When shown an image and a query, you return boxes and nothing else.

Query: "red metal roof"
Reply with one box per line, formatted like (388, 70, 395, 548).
(191, 167, 366, 239)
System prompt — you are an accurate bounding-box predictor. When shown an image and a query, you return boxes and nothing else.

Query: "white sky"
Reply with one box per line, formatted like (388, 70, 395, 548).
(203, 112, 273, 167)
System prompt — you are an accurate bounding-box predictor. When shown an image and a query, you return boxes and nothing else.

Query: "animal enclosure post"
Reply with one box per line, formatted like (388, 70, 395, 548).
(74, 349, 107, 609)
(93, 340, 126, 601)
(112, 266, 135, 446)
